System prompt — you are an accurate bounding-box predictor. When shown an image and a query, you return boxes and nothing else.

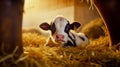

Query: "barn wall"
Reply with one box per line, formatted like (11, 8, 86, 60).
(74, 0, 100, 30)
(23, 0, 99, 30)
(23, 0, 75, 29)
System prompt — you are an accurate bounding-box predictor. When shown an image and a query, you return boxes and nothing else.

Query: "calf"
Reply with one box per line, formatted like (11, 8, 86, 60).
(39, 16, 89, 47)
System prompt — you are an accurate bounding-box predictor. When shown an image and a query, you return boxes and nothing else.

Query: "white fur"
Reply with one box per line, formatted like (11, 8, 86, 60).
(51, 16, 89, 46)
(42, 16, 89, 46)
(51, 17, 69, 44)
(69, 30, 89, 46)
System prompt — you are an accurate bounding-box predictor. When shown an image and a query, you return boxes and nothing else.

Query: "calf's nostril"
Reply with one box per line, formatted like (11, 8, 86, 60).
(61, 35, 64, 38)
(56, 35, 59, 38)
(56, 34, 64, 39)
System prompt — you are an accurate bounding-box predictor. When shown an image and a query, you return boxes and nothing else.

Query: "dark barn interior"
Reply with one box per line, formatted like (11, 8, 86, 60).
(0, 0, 120, 67)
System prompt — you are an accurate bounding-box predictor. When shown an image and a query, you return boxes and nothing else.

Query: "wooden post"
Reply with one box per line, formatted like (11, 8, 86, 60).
(94, 0, 120, 46)
(0, 0, 24, 57)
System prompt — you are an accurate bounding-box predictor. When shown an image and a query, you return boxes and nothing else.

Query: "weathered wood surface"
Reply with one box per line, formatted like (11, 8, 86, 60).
(94, 0, 120, 45)
(0, 0, 24, 57)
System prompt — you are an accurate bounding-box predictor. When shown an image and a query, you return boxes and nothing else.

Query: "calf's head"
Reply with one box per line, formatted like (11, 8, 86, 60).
(40, 17, 81, 44)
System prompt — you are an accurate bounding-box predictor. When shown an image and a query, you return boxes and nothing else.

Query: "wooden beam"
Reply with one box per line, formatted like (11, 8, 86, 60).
(94, 0, 120, 45)
(0, 0, 24, 57)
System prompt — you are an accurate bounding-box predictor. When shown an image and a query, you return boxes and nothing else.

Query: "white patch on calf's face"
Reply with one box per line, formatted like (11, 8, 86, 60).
(51, 17, 69, 44)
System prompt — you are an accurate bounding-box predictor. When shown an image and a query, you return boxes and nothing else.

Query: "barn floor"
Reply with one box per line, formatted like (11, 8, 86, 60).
(0, 32, 120, 67)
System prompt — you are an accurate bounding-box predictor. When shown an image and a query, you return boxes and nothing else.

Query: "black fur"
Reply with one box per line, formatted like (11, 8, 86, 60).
(64, 21, 78, 47)
(67, 33, 76, 46)
(79, 36, 85, 41)
(70, 22, 81, 30)
(64, 41, 75, 46)
(40, 20, 81, 47)
(50, 23, 56, 35)
(64, 22, 71, 33)
(63, 32, 77, 47)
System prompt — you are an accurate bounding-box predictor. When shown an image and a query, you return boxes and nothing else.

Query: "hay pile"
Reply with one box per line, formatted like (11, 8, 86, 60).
(1, 33, 120, 67)
(1, 19, 120, 67)
(81, 18, 108, 40)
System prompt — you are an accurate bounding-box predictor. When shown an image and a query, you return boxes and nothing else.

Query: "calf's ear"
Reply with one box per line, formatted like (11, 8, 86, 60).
(39, 22, 51, 30)
(71, 22, 81, 29)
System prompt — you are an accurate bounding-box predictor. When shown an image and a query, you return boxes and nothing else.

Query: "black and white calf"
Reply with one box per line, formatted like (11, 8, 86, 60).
(39, 16, 89, 47)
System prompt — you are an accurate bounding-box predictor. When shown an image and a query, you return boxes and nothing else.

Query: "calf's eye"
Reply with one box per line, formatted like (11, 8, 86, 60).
(51, 23, 56, 34)
(64, 23, 71, 33)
